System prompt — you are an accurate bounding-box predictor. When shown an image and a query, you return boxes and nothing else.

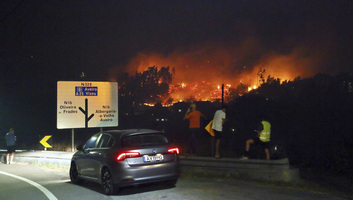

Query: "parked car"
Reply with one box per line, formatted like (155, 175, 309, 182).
(69, 129, 180, 195)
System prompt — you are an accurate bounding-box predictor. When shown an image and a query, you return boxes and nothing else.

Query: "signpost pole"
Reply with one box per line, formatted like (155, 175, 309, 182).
(221, 83, 224, 105)
(72, 129, 75, 152)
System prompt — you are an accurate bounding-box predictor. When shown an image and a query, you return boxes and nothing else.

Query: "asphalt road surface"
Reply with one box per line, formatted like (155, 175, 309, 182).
(0, 163, 350, 200)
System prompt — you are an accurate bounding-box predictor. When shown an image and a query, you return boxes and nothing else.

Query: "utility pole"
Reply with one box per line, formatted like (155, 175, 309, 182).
(221, 84, 224, 105)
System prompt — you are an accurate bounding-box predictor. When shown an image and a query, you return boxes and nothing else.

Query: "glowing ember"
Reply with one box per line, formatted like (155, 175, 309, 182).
(248, 85, 257, 92)
(169, 82, 232, 103)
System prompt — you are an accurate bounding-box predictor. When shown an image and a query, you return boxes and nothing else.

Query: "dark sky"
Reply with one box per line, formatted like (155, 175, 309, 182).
(1, 0, 353, 137)
(1, 0, 353, 81)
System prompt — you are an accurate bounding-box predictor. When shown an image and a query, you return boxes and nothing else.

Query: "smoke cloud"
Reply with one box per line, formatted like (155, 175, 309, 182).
(124, 37, 329, 88)
(108, 15, 339, 101)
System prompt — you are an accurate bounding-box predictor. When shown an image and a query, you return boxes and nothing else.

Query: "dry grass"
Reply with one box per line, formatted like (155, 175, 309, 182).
(15, 161, 70, 172)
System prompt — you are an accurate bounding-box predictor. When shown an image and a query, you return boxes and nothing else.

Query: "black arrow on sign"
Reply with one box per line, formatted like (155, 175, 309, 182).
(79, 98, 94, 128)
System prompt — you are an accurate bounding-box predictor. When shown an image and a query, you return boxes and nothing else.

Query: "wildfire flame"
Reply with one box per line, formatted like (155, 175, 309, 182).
(248, 85, 257, 92)
(109, 40, 325, 104)
(168, 82, 231, 102)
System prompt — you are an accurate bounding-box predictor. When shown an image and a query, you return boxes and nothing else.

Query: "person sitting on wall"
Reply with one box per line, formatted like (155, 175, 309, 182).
(241, 119, 271, 160)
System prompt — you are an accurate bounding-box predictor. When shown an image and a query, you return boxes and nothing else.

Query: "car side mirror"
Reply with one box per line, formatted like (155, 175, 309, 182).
(76, 144, 83, 151)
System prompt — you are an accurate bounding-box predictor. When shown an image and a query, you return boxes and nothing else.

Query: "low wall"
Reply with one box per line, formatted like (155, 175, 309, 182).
(1, 150, 300, 183)
(180, 156, 300, 183)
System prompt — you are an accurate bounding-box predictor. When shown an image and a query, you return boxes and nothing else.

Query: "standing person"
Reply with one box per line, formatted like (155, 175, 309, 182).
(212, 105, 227, 159)
(184, 103, 206, 156)
(241, 119, 271, 160)
(5, 128, 17, 164)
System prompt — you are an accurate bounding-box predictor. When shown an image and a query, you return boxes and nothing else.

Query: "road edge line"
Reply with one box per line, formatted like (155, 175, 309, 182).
(0, 171, 58, 200)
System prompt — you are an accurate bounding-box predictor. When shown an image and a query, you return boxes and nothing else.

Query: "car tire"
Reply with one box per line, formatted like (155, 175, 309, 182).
(70, 162, 83, 184)
(102, 168, 115, 195)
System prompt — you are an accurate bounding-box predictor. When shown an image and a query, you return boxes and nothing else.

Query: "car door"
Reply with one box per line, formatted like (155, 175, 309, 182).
(92, 133, 114, 178)
(77, 133, 100, 179)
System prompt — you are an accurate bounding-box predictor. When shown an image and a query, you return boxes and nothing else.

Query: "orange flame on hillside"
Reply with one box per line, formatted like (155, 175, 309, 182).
(109, 40, 325, 104)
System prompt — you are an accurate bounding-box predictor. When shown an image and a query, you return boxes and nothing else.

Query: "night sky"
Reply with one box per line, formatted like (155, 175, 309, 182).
(1, 1, 353, 139)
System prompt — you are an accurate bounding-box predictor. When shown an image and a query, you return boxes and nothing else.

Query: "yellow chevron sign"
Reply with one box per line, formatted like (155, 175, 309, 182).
(40, 135, 52, 148)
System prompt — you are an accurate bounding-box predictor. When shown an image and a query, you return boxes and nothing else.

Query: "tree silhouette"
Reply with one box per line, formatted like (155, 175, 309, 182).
(236, 72, 353, 179)
(257, 68, 266, 85)
(119, 66, 174, 105)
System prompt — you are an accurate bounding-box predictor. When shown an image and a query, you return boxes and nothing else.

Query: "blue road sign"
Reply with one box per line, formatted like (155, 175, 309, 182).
(75, 87, 98, 96)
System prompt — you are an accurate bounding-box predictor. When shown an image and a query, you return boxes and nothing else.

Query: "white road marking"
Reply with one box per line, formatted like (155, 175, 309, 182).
(45, 179, 71, 184)
(0, 171, 58, 200)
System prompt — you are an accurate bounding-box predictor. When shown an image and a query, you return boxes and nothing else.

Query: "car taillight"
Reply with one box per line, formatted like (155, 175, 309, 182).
(168, 147, 180, 154)
(116, 152, 140, 161)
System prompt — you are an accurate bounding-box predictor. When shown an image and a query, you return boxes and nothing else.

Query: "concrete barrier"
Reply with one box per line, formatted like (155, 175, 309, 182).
(1, 150, 300, 183)
(180, 156, 300, 183)
(0, 150, 73, 166)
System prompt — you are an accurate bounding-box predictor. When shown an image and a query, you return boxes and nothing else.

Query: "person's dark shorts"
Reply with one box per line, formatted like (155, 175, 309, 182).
(253, 138, 270, 149)
(213, 130, 222, 139)
(188, 128, 200, 138)
(7, 145, 16, 153)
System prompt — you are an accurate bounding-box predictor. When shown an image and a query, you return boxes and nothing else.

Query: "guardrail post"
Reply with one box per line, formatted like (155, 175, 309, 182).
(72, 129, 75, 152)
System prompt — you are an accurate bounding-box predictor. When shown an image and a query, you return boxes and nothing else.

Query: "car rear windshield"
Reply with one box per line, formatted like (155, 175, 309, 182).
(122, 133, 168, 147)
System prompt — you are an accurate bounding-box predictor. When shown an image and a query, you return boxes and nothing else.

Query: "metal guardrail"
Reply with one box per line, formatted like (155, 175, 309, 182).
(1, 150, 300, 183)
(180, 156, 291, 169)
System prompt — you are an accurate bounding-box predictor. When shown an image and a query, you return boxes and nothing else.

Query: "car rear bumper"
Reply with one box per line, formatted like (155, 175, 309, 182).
(113, 160, 180, 187)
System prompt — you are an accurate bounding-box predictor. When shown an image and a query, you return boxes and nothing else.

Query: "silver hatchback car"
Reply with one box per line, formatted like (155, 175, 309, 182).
(69, 129, 180, 195)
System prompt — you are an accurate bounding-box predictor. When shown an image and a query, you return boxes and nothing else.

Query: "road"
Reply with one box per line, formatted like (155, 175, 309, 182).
(0, 163, 350, 200)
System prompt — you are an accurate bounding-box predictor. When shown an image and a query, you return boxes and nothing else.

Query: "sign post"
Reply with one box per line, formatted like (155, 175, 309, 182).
(57, 81, 118, 151)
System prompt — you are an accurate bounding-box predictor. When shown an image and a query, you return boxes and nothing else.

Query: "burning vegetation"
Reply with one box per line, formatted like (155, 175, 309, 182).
(111, 39, 326, 105)
(117, 65, 299, 106)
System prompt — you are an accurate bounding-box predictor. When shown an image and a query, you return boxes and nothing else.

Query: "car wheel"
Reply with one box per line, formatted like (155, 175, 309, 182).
(102, 168, 115, 195)
(70, 162, 83, 184)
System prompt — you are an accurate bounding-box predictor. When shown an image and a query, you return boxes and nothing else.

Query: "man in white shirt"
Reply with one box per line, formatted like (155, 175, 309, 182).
(212, 105, 227, 158)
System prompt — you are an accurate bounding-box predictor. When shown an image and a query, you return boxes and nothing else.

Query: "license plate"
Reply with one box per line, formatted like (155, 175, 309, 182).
(143, 154, 164, 162)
